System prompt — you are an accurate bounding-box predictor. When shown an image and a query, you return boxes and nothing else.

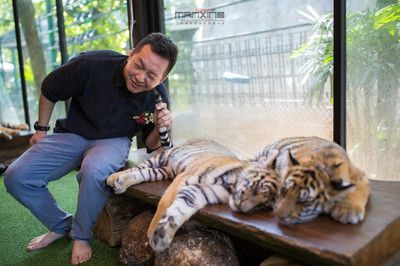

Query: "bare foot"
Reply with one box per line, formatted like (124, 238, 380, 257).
(27, 231, 64, 251)
(71, 240, 92, 265)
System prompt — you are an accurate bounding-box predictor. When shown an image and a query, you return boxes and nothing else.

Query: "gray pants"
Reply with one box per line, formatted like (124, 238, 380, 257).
(4, 133, 131, 241)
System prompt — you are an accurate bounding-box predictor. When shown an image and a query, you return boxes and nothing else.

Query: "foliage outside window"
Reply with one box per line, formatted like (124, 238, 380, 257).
(63, 0, 129, 57)
(347, 0, 400, 180)
(0, 0, 24, 124)
(0, 0, 129, 129)
(294, 1, 400, 180)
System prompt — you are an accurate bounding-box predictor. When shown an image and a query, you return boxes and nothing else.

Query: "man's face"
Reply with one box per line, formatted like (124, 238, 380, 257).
(123, 44, 169, 94)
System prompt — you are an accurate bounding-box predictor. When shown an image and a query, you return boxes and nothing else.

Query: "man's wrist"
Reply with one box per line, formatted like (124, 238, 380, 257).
(34, 121, 50, 132)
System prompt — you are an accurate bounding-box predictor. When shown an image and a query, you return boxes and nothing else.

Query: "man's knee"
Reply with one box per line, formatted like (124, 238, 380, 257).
(4, 162, 45, 195)
(3, 163, 24, 195)
(76, 163, 111, 190)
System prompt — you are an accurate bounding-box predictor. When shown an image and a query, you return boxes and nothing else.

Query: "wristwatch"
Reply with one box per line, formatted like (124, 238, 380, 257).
(34, 121, 50, 131)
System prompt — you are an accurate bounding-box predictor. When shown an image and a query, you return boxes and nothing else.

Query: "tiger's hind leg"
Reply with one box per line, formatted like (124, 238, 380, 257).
(106, 156, 173, 194)
(148, 184, 230, 252)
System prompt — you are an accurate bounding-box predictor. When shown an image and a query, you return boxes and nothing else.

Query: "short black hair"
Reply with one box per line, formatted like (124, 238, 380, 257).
(134, 32, 178, 76)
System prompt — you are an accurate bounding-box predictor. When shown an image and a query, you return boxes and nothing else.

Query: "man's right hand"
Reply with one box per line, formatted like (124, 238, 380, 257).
(29, 131, 47, 145)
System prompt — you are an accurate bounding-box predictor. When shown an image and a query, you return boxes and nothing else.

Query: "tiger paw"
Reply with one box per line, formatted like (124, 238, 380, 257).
(106, 172, 132, 194)
(330, 202, 365, 224)
(149, 226, 172, 252)
(149, 216, 177, 252)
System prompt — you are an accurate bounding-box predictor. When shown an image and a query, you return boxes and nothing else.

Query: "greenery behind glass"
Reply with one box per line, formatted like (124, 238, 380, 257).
(294, 0, 400, 180)
(0, 0, 129, 128)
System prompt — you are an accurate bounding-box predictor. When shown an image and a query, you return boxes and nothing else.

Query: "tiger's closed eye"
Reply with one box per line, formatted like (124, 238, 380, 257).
(285, 180, 294, 188)
(298, 188, 309, 202)
(332, 162, 343, 168)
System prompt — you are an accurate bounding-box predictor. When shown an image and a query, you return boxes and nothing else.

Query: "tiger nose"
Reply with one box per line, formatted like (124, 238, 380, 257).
(278, 216, 295, 225)
(232, 194, 246, 212)
(228, 195, 238, 211)
(274, 200, 293, 219)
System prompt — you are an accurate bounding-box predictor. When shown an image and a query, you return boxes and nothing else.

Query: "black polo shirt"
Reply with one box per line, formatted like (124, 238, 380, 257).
(41, 50, 169, 144)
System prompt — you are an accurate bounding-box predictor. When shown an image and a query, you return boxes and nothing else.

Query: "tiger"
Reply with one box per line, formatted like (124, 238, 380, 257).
(0, 122, 29, 140)
(253, 136, 370, 225)
(106, 139, 279, 252)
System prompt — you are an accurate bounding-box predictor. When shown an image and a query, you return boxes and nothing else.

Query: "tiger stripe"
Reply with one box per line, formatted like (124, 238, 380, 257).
(254, 136, 370, 226)
(107, 139, 279, 251)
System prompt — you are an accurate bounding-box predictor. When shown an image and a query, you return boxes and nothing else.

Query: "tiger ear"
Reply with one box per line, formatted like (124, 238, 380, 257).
(255, 148, 279, 169)
(287, 150, 300, 166)
(266, 148, 279, 168)
(269, 155, 277, 169)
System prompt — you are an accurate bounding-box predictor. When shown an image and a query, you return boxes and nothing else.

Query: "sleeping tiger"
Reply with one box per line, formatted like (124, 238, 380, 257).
(106, 139, 279, 251)
(254, 136, 370, 225)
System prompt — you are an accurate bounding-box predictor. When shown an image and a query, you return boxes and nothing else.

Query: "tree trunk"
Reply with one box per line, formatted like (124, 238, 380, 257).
(17, 0, 46, 97)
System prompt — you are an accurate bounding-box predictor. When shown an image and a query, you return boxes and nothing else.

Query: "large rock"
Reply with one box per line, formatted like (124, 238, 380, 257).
(119, 210, 156, 266)
(155, 221, 239, 266)
(93, 193, 149, 247)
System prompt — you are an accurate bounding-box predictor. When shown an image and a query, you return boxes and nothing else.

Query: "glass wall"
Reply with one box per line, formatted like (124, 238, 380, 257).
(2, 0, 130, 130)
(0, 0, 24, 125)
(63, 0, 129, 57)
(164, 0, 333, 157)
(346, 0, 400, 181)
(8, 0, 65, 128)
(4, 0, 397, 182)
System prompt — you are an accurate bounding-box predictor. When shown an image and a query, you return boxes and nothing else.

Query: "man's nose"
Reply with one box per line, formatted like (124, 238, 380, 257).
(135, 70, 146, 83)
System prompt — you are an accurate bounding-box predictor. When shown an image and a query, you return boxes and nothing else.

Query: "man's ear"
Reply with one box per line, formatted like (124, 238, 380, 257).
(160, 75, 168, 83)
(153, 75, 168, 90)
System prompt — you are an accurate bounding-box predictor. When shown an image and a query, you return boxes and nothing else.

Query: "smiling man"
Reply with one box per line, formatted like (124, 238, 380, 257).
(4, 32, 178, 265)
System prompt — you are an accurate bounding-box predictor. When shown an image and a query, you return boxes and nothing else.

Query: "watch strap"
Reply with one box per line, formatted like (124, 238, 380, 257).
(34, 121, 50, 131)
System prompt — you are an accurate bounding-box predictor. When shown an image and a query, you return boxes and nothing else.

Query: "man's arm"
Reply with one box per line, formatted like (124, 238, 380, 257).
(29, 93, 55, 145)
(145, 102, 172, 151)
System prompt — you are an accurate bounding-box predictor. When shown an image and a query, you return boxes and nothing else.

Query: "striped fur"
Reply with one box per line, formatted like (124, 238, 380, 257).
(107, 139, 279, 251)
(254, 136, 370, 225)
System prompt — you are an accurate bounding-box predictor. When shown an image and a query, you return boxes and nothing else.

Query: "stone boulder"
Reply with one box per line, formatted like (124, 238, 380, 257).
(155, 221, 239, 266)
(119, 210, 155, 266)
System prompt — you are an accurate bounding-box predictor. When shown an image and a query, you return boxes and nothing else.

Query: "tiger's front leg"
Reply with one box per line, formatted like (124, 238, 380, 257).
(149, 184, 230, 252)
(330, 174, 370, 224)
(107, 165, 173, 194)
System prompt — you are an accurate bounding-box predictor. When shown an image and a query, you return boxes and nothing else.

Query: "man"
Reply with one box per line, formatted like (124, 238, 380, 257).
(4, 32, 178, 265)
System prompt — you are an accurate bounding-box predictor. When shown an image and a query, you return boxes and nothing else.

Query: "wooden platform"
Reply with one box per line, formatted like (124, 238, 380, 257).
(124, 179, 400, 266)
(0, 132, 32, 164)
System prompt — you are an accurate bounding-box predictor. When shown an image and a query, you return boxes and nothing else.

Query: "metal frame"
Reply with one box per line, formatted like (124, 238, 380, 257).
(55, 0, 68, 65)
(12, 0, 31, 128)
(127, 0, 134, 49)
(130, 0, 164, 46)
(55, 0, 70, 114)
(333, 0, 346, 148)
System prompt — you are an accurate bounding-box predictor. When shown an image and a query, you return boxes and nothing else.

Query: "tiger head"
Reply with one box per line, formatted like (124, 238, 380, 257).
(229, 155, 280, 213)
(274, 150, 355, 225)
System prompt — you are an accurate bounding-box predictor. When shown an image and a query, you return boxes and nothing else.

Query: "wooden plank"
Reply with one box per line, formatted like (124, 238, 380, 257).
(0, 132, 32, 163)
(124, 180, 400, 265)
